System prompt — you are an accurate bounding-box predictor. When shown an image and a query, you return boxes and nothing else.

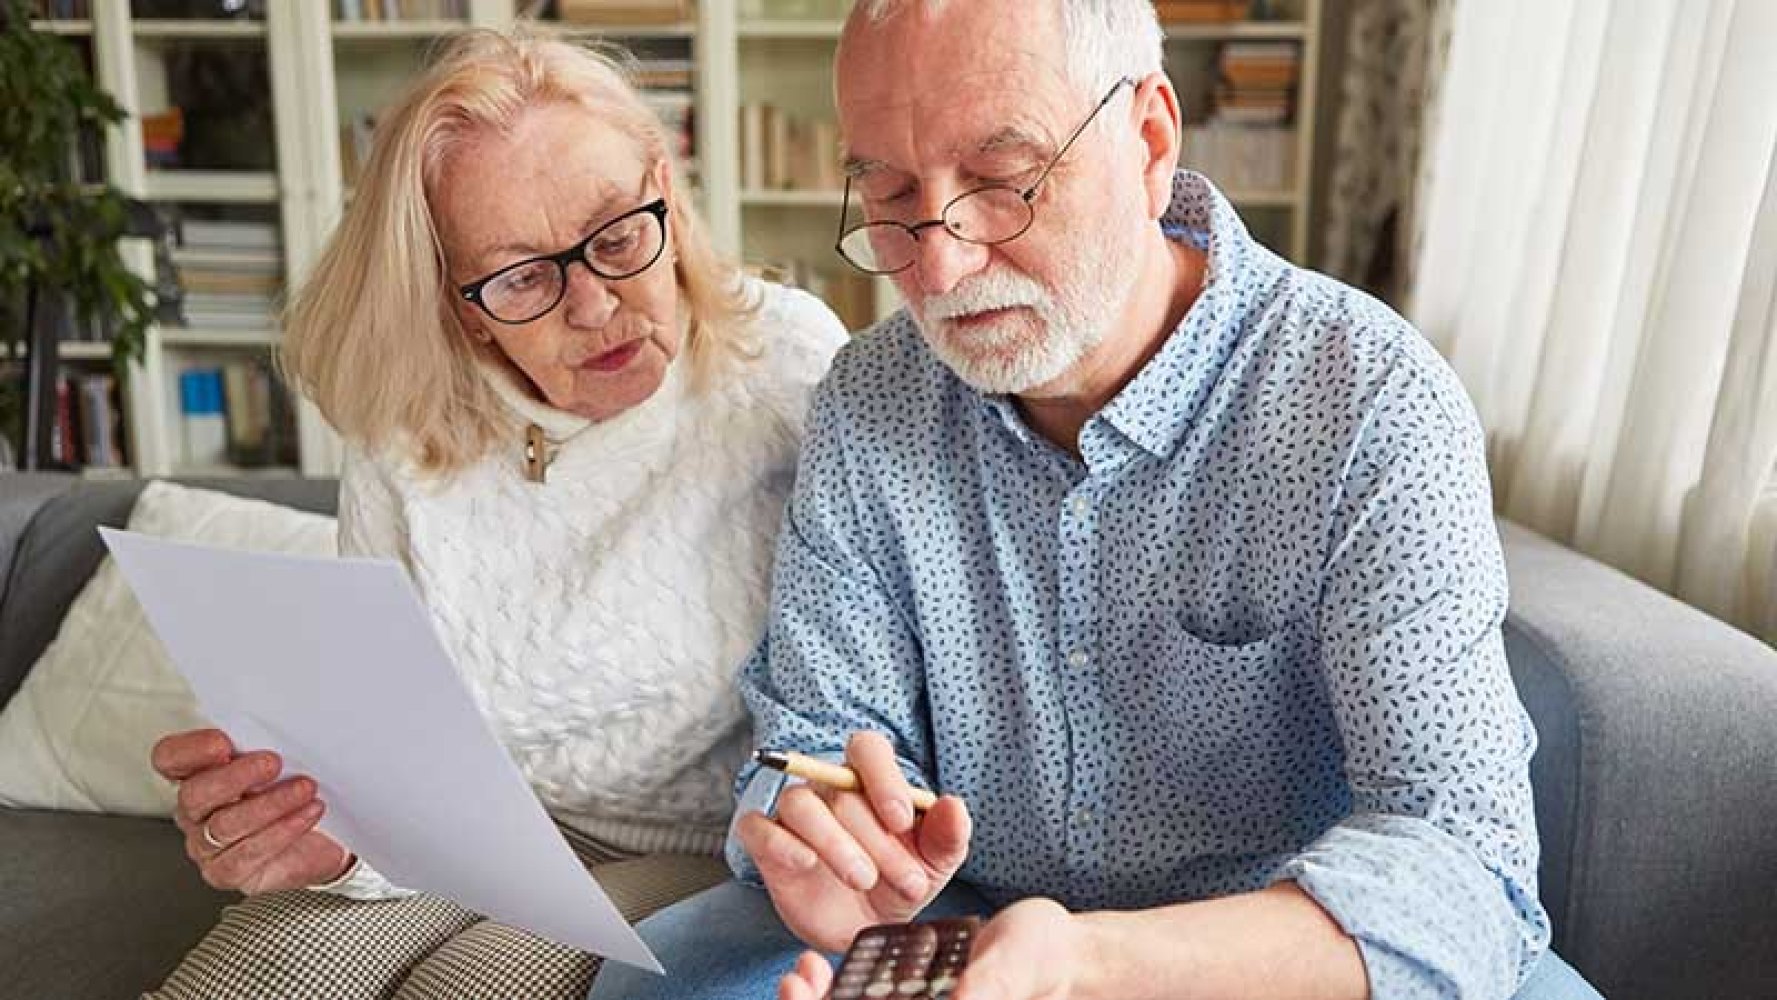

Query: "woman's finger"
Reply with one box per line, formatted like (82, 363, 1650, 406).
(198, 776, 319, 848)
(151, 728, 235, 782)
(174, 750, 282, 828)
(198, 799, 326, 891)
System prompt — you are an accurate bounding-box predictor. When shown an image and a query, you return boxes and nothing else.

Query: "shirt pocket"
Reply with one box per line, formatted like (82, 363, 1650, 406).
(1159, 622, 1308, 755)
(1154, 621, 1346, 851)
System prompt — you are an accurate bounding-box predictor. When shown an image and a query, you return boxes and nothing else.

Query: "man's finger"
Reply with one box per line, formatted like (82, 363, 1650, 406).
(915, 795, 973, 877)
(777, 950, 833, 1000)
(845, 730, 916, 834)
(830, 788, 929, 902)
(775, 785, 880, 893)
(735, 810, 819, 879)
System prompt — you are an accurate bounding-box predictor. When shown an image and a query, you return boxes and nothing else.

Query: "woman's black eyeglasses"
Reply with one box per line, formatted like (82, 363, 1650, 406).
(459, 197, 670, 325)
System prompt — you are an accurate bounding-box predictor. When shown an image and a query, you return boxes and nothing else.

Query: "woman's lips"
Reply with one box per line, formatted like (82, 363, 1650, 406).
(579, 340, 644, 373)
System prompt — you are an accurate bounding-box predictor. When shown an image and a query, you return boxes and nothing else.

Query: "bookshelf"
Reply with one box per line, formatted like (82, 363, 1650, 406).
(1163, 0, 1322, 260)
(6, 3, 130, 473)
(23, 0, 1323, 479)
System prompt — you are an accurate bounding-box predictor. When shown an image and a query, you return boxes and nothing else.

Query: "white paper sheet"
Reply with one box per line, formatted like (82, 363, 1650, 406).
(99, 528, 662, 974)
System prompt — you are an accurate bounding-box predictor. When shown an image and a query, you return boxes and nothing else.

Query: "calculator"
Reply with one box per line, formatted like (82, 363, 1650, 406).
(826, 917, 982, 999)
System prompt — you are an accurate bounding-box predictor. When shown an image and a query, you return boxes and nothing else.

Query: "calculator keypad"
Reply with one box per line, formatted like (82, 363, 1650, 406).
(828, 918, 979, 1000)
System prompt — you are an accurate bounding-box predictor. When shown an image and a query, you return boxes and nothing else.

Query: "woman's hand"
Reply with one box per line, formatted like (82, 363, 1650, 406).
(736, 731, 973, 953)
(152, 728, 353, 895)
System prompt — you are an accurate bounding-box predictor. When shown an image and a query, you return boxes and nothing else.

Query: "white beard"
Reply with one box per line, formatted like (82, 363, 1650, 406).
(911, 221, 1142, 396)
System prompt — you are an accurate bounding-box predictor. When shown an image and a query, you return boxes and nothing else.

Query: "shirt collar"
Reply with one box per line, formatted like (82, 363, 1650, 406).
(971, 171, 1285, 466)
(1090, 170, 1286, 461)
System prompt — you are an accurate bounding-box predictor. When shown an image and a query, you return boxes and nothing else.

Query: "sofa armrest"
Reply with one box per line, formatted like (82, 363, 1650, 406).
(1499, 520, 1777, 1000)
(0, 472, 79, 610)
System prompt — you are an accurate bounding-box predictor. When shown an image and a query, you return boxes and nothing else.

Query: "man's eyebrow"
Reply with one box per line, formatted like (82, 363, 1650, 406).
(974, 124, 1050, 157)
(842, 131, 1047, 178)
(842, 154, 892, 179)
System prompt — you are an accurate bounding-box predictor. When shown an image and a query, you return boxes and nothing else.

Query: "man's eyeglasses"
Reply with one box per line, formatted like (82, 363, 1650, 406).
(834, 77, 1136, 276)
(459, 197, 670, 325)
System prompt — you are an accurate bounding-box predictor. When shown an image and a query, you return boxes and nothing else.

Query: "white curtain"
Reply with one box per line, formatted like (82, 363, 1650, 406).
(1410, 0, 1777, 645)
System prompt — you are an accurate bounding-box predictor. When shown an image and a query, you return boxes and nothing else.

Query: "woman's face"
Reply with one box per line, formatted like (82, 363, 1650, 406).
(435, 101, 681, 422)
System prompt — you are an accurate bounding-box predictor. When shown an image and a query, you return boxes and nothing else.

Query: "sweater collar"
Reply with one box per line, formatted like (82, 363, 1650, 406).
(480, 354, 687, 472)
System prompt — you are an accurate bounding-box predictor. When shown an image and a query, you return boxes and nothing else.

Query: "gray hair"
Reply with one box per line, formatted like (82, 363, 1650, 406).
(850, 0, 1164, 98)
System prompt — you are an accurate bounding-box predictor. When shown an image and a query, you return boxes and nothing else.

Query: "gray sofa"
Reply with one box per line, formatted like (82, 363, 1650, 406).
(2, 473, 1775, 1000)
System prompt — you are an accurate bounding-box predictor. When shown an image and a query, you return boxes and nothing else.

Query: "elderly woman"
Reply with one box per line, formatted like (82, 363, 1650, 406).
(143, 28, 844, 1000)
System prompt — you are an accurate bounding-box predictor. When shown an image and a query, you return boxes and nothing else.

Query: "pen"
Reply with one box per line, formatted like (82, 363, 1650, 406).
(752, 748, 940, 812)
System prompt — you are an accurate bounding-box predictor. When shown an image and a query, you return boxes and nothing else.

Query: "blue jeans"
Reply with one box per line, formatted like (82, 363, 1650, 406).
(588, 879, 1604, 1000)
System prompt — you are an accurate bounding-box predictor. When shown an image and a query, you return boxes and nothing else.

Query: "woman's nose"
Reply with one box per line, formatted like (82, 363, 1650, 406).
(561, 261, 619, 329)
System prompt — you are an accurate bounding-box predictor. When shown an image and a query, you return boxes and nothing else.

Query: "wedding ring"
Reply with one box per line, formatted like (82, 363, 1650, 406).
(201, 821, 228, 852)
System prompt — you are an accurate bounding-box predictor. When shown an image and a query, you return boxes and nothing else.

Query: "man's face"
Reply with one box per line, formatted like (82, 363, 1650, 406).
(836, 1, 1148, 397)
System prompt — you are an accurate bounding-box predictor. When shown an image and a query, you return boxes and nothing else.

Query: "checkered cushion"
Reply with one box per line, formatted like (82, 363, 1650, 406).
(144, 852, 729, 1000)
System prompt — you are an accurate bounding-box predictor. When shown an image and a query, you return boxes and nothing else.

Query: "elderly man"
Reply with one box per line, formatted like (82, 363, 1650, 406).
(590, 2, 1605, 999)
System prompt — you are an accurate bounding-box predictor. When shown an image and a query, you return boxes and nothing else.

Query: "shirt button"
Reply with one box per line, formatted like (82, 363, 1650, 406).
(1072, 808, 1094, 828)
(1066, 648, 1089, 668)
(1069, 496, 1090, 516)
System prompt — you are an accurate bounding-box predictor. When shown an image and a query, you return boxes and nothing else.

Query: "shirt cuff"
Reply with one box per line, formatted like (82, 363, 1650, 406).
(308, 855, 417, 901)
(1276, 815, 1544, 999)
(725, 766, 797, 886)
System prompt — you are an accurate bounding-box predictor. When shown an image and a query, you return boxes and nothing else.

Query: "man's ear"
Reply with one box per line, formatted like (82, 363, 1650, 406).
(1132, 73, 1183, 219)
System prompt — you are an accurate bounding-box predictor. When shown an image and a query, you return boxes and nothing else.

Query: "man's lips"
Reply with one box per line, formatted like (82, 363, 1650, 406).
(941, 305, 1027, 328)
(578, 340, 644, 373)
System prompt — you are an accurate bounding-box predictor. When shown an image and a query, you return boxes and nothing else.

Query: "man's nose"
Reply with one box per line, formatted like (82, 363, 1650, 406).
(909, 222, 989, 297)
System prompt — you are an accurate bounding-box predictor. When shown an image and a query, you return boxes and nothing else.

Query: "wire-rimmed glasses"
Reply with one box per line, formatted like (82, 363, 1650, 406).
(834, 77, 1136, 275)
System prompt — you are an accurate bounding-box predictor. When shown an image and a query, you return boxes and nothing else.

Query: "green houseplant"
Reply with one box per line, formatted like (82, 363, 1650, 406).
(0, 0, 156, 401)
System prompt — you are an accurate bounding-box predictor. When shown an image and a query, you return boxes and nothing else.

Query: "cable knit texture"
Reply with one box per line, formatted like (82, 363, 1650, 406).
(327, 281, 845, 899)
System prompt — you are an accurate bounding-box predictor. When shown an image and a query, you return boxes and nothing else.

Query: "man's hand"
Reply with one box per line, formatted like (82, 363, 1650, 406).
(736, 731, 972, 952)
(778, 898, 1090, 1000)
(153, 727, 353, 895)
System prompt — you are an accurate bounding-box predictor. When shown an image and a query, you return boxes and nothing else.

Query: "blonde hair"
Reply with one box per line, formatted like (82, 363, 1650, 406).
(282, 27, 754, 476)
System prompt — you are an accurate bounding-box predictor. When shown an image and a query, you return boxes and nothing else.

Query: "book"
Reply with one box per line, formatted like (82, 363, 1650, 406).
(557, 0, 691, 26)
(76, 373, 122, 469)
(179, 219, 281, 252)
(739, 101, 843, 193)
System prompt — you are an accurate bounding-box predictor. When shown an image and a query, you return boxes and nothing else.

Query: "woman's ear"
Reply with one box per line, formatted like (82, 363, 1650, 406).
(448, 297, 495, 345)
(655, 159, 683, 268)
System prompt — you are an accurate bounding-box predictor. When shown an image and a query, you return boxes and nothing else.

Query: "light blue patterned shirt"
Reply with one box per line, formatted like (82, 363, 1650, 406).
(732, 172, 1550, 998)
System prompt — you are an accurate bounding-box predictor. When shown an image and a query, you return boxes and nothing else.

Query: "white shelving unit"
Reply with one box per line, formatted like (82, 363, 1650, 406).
(33, 0, 1322, 480)
(1164, 0, 1322, 260)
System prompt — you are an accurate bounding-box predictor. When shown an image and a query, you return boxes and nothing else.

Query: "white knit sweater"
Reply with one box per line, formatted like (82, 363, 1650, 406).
(324, 282, 844, 899)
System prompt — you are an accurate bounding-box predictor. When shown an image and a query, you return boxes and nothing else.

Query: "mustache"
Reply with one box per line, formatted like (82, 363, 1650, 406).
(922, 270, 1050, 321)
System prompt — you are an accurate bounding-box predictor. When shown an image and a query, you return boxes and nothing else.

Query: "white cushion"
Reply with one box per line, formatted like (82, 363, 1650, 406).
(0, 481, 336, 816)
